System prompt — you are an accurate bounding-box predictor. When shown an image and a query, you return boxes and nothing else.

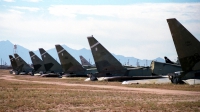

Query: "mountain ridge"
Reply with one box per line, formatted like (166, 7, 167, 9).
(0, 40, 164, 66)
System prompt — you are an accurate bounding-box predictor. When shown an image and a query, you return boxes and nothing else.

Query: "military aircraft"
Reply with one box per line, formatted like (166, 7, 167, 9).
(14, 53, 33, 75)
(79, 55, 96, 69)
(8, 55, 18, 74)
(87, 35, 164, 81)
(122, 61, 182, 84)
(55, 44, 97, 78)
(80, 55, 92, 66)
(164, 56, 180, 65)
(39, 48, 63, 77)
(29, 51, 46, 75)
(150, 61, 182, 76)
(167, 18, 200, 84)
(164, 56, 175, 64)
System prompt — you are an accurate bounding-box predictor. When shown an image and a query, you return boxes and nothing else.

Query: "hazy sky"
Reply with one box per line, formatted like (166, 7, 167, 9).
(0, 0, 200, 60)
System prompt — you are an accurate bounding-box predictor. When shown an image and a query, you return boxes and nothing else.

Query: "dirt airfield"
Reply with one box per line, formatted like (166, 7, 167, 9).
(0, 70, 200, 112)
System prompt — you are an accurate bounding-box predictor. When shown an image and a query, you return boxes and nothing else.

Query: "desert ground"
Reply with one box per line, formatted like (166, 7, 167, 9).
(0, 69, 200, 112)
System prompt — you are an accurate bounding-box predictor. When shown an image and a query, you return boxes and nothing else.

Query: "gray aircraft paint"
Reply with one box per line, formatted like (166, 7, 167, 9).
(9, 55, 18, 71)
(55, 44, 97, 77)
(29, 51, 46, 73)
(167, 18, 200, 83)
(87, 36, 127, 77)
(87, 36, 171, 82)
(14, 53, 33, 74)
(80, 55, 92, 66)
(39, 48, 62, 73)
(150, 61, 182, 75)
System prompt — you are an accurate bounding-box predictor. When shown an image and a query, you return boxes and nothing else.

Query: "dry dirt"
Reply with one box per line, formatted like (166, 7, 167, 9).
(1, 73, 200, 96)
(1, 70, 200, 111)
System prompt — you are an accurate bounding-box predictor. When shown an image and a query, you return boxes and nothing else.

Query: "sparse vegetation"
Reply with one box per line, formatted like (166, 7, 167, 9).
(5, 70, 200, 91)
(0, 70, 200, 111)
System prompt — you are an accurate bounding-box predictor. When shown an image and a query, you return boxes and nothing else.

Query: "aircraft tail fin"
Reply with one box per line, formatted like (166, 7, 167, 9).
(80, 55, 92, 66)
(167, 18, 200, 72)
(55, 44, 85, 73)
(164, 56, 175, 64)
(14, 53, 32, 72)
(9, 55, 18, 70)
(87, 35, 126, 76)
(29, 51, 46, 72)
(39, 48, 62, 73)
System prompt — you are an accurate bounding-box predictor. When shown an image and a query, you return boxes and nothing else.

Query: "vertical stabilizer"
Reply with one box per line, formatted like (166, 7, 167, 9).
(39, 48, 62, 73)
(29, 51, 46, 72)
(80, 55, 92, 66)
(87, 35, 126, 76)
(14, 53, 32, 72)
(167, 18, 200, 72)
(164, 56, 175, 64)
(55, 45, 86, 74)
(9, 55, 18, 70)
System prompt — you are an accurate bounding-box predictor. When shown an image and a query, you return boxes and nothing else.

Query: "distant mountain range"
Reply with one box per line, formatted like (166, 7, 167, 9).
(0, 40, 164, 66)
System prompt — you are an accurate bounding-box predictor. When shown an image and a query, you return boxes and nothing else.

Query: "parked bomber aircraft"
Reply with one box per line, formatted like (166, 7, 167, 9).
(14, 53, 33, 75)
(122, 61, 182, 84)
(80, 55, 96, 69)
(87, 35, 164, 81)
(80, 55, 92, 66)
(39, 48, 63, 77)
(164, 56, 176, 64)
(164, 56, 180, 65)
(9, 55, 18, 74)
(55, 44, 97, 77)
(150, 61, 182, 76)
(29, 51, 46, 75)
(167, 18, 200, 84)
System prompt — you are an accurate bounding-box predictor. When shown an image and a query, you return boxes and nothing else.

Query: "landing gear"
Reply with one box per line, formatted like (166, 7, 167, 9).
(90, 75, 98, 81)
(15, 71, 19, 75)
(30, 72, 34, 76)
(87, 73, 98, 81)
(168, 73, 182, 84)
(171, 76, 180, 84)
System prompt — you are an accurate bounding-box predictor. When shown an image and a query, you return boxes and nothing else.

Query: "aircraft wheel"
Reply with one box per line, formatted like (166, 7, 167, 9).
(16, 71, 19, 75)
(57, 73, 62, 78)
(171, 77, 181, 84)
(90, 75, 98, 81)
(40, 73, 43, 76)
(172, 78, 178, 84)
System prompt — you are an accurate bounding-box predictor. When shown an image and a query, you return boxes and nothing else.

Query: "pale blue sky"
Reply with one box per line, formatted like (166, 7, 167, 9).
(1, 0, 200, 5)
(0, 0, 200, 60)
